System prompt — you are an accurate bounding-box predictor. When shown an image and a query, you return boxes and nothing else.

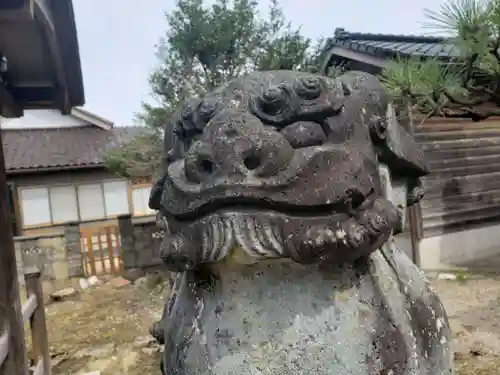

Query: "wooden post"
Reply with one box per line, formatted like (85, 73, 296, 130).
(397, 99, 423, 267)
(409, 203, 423, 267)
(24, 267, 51, 375)
(0, 117, 29, 375)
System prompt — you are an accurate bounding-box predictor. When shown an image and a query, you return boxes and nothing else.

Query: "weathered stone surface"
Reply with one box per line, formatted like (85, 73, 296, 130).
(75, 343, 116, 359)
(108, 276, 131, 288)
(117, 215, 164, 270)
(65, 222, 85, 278)
(119, 215, 138, 270)
(50, 287, 78, 302)
(134, 272, 163, 291)
(148, 70, 453, 374)
(122, 267, 146, 282)
(15, 233, 69, 281)
(87, 275, 101, 286)
(133, 336, 156, 348)
(79, 278, 90, 290)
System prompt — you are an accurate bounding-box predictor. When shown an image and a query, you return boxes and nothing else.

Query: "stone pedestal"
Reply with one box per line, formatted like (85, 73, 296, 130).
(162, 246, 452, 375)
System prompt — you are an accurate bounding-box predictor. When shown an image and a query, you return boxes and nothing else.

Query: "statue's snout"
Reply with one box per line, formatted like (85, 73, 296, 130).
(184, 110, 293, 183)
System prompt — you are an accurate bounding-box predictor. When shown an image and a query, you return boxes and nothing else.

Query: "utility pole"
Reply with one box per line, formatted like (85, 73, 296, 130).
(0, 56, 29, 375)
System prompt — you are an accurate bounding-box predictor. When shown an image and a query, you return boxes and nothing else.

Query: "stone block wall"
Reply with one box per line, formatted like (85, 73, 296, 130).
(64, 222, 84, 278)
(15, 245, 25, 287)
(119, 215, 163, 269)
(15, 216, 164, 283)
(14, 232, 67, 286)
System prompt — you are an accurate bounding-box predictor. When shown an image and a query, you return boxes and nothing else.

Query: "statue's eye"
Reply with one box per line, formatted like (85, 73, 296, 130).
(250, 85, 296, 126)
(180, 99, 199, 121)
(197, 99, 218, 124)
(174, 119, 202, 151)
(294, 76, 322, 100)
(259, 86, 288, 116)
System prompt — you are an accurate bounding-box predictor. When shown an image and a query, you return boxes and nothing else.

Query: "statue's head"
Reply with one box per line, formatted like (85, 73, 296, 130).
(150, 70, 428, 272)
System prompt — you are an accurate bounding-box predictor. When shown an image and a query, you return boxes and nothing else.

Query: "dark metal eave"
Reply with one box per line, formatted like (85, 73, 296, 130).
(321, 28, 459, 75)
(322, 46, 459, 77)
(0, 0, 85, 117)
(320, 46, 388, 74)
(48, 0, 85, 112)
(6, 163, 105, 176)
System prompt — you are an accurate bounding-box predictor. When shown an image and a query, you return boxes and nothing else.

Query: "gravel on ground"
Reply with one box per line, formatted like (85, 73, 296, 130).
(31, 274, 500, 375)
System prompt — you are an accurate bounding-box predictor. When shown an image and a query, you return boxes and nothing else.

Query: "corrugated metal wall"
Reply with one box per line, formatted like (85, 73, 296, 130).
(414, 117, 500, 237)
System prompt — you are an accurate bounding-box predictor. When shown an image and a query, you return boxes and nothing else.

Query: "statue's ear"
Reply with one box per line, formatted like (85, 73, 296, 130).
(149, 111, 186, 212)
(369, 103, 429, 179)
(336, 71, 428, 179)
(336, 71, 428, 207)
(379, 164, 407, 234)
(149, 175, 165, 211)
(369, 103, 428, 208)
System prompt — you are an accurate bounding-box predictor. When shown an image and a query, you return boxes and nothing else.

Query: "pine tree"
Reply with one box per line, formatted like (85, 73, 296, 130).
(105, 0, 326, 177)
(382, 0, 500, 122)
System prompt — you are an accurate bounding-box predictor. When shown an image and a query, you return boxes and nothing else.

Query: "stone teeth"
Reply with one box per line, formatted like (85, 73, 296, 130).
(314, 236, 325, 246)
(308, 228, 337, 246)
(334, 228, 348, 245)
(324, 229, 336, 243)
(335, 229, 346, 239)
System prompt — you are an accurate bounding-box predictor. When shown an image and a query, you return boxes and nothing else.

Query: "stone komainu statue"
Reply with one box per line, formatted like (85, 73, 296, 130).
(149, 70, 453, 374)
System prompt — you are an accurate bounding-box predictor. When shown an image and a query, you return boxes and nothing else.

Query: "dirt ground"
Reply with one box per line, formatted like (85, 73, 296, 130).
(33, 277, 166, 375)
(433, 276, 500, 375)
(33, 274, 500, 375)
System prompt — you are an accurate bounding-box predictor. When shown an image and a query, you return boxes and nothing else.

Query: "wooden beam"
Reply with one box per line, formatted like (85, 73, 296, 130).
(48, 0, 85, 108)
(25, 268, 51, 375)
(71, 107, 114, 130)
(21, 295, 37, 324)
(0, 0, 34, 21)
(0, 326, 9, 367)
(32, 0, 69, 113)
(0, 123, 29, 375)
(0, 86, 22, 118)
(31, 360, 45, 375)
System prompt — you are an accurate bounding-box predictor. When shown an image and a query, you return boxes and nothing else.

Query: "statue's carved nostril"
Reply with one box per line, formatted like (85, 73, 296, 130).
(243, 153, 261, 171)
(184, 153, 215, 183)
(225, 128, 238, 137)
(199, 159, 214, 174)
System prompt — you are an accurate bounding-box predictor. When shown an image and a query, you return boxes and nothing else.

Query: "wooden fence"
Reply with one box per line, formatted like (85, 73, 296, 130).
(415, 117, 500, 237)
(0, 266, 50, 375)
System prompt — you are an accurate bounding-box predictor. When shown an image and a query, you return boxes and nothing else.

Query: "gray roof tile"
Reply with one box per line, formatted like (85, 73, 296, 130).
(329, 28, 461, 60)
(2, 125, 146, 173)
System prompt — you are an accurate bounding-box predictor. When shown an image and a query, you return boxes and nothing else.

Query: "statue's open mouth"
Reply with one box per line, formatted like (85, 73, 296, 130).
(169, 188, 375, 223)
(170, 193, 371, 223)
(158, 188, 396, 271)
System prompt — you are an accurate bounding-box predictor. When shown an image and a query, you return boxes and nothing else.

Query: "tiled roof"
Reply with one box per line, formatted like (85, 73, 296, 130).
(112, 126, 146, 145)
(328, 28, 461, 60)
(2, 125, 146, 173)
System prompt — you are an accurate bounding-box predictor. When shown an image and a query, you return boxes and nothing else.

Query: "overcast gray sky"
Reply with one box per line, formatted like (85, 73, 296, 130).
(72, 0, 447, 126)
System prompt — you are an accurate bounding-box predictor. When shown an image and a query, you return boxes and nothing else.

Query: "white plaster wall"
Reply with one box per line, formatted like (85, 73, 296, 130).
(1, 109, 88, 129)
(419, 223, 500, 270)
